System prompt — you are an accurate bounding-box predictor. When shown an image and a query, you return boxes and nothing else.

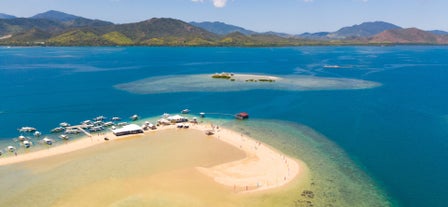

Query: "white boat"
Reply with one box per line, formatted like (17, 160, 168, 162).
(81, 120, 93, 125)
(81, 124, 94, 129)
(103, 121, 114, 127)
(19, 127, 37, 133)
(148, 123, 156, 130)
(51, 127, 65, 133)
(131, 114, 139, 121)
(59, 134, 69, 140)
(117, 122, 128, 127)
(181, 109, 190, 114)
(23, 140, 32, 148)
(59, 122, 71, 127)
(93, 121, 104, 126)
(42, 138, 53, 145)
(18, 135, 27, 142)
(94, 116, 106, 121)
(111, 117, 121, 121)
(89, 126, 104, 132)
(65, 128, 80, 134)
(8, 146, 16, 152)
(34, 131, 42, 137)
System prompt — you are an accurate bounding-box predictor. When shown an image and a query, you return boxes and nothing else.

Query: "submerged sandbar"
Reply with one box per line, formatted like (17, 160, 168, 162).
(115, 73, 381, 94)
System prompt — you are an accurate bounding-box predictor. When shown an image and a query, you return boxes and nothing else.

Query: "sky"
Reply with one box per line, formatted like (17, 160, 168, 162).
(0, 0, 447, 34)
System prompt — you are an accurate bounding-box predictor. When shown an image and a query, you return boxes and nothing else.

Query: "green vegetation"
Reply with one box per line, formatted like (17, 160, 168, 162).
(101, 32, 133, 45)
(2, 15, 447, 46)
(47, 30, 111, 46)
(244, 78, 275, 82)
(258, 79, 276, 82)
(211, 73, 275, 83)
(212, 73, 232, 79)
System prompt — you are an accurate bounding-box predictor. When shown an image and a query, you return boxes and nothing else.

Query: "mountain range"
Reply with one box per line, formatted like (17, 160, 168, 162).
(1, 10, 447, 46)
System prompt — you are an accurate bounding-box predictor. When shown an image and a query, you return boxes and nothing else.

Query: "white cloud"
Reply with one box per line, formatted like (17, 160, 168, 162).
(304, 0, 314, 2)
(191, 0, 228, 8)
(212, 0, 227, 8)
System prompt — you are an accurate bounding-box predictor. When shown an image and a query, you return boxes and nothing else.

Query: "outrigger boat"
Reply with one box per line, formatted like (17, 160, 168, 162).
(18, 126, 37, 133)
(51, 127, 65, 133)
(23, 140, 32, 148)
(59, 134, 69, 140)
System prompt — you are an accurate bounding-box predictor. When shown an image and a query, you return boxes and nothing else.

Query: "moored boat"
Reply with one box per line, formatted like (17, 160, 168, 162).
(59, 134, 69, 140)
(65, 128, 80, 134)
(94, 116, 106, 121)
(89, 126, 104, 132)
(235, 112, 249, 120)
(181, 109, 190, 114)
(131, 114, 139, 121)
(81, 120, 93, 125)
(59, 122, 71, 127)
(103, 121, 114, 127)
(8, 146, 16, 152)
(18, 135, 27, 142)
(111, 117, 121, 121)
(18, 126, 37, 133)
(42, 137, 53, 145)
(23, 140, 32, 148)
(51, 127, 65, 133)
(117, 122, 128, 127)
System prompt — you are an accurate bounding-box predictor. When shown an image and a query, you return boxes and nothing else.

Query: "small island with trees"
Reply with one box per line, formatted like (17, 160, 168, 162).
(211, 72, 277, 83)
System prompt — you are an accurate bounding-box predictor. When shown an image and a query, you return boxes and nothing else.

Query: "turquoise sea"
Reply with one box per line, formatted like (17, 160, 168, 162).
(0, 46, 447, 206)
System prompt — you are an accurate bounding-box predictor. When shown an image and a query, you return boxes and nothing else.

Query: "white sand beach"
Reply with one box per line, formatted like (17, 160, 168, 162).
(0, 121, 302, 193)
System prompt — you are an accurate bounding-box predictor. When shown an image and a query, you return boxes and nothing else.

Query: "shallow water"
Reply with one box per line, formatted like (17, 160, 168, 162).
(223, 119, 393, 206)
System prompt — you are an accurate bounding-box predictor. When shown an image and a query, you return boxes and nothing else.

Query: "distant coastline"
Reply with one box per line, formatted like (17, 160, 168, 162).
(1, 11, 448, 46)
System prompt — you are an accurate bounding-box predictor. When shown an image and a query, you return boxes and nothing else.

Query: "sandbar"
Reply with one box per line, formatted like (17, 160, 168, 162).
(0, 122, 302, 193)
(115, 73, 381, 94)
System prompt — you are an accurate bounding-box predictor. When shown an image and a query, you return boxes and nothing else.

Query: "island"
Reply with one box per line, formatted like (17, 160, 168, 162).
(212, 72, 277, 82)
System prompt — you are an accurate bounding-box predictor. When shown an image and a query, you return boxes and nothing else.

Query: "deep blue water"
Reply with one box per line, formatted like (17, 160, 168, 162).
(1, 46, 448, 206)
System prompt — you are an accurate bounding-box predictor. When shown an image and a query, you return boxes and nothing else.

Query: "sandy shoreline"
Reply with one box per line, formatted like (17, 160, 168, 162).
(0, 122, 301, 193)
